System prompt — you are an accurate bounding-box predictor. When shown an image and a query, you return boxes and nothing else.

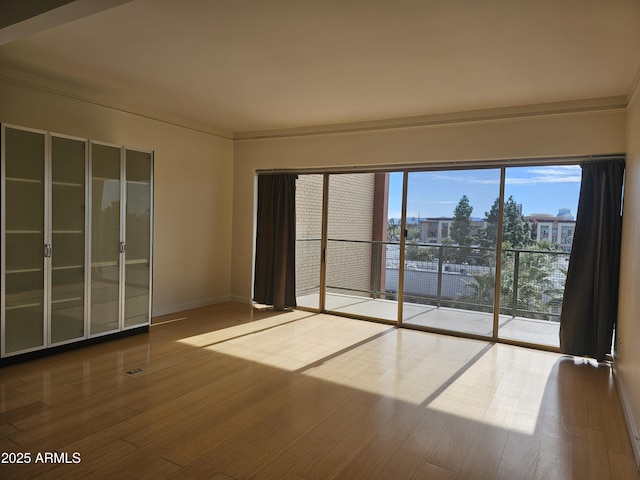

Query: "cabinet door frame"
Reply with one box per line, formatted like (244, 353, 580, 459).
(1, 124, 48, 357)
(88, 140, 124, 338)
(122, 146, 154, 330)
(48, 132, 89, 347)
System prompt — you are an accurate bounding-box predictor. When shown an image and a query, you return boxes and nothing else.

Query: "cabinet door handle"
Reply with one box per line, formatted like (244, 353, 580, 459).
(43, 244, 52, 258)
(120, 242, 126, 254)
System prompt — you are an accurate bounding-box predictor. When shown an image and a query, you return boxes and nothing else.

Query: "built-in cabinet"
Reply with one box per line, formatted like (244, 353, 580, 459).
(1, 125, 153, 359)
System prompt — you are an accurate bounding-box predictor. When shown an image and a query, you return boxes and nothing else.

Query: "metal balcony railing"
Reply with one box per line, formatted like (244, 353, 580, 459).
(295, 239, 570, 322)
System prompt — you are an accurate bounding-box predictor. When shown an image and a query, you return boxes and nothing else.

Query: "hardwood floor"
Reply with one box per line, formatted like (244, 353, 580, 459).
(1, 302, 638, 479)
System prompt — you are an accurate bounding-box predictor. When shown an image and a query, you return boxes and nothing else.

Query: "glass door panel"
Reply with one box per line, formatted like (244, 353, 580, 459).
(124, 149, 152, 328)
(498, 165, 580, 347)
(3, 127, 46, 353)
(90, 143, 121, 335)
(295, 174, 323, 309)
(402, 169, 500, 336)
(50, 136, 86, 344)
(325, 172, 400, 322)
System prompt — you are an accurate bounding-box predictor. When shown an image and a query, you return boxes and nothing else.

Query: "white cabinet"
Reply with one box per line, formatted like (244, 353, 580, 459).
(1, 125, 153, 360)
(89, 142, 154, 336)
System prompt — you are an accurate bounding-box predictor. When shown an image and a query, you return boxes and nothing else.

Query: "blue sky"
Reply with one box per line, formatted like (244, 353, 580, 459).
(388, 165, 582, 220)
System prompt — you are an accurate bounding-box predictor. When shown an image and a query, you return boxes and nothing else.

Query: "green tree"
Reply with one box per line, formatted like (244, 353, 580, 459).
(400, 216, 422, 241)
(458, 270, 498, 312)
(387, 218, 398, 242)
(460, 241, 566, 320)
(405, 241, 433, 262)
(481, 196, 531, 248)
(450, 195, 473, 246)
(502, 196, 530, 248)
(481, 198, 500, 247)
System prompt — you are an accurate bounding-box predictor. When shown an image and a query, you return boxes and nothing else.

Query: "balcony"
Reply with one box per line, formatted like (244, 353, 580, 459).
(296, 240, 568, 348)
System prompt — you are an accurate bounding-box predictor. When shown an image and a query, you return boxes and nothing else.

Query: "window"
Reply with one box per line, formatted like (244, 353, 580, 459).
(292, 162, 583, 350)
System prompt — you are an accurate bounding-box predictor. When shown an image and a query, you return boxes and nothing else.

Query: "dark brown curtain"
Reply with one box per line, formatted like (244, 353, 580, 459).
(560, 160, 625, 361)
(253, 173, 297, 310)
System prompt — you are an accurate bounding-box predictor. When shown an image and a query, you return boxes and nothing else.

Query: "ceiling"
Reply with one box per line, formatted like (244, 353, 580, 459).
(0, 0, 639, 138)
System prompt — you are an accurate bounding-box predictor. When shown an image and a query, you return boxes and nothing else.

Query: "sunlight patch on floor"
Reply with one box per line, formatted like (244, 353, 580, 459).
(200, 314, 391, 371)
(175, 309, 315, 348)
(427, 344, 560, 434)
(178, 308, 560, 435)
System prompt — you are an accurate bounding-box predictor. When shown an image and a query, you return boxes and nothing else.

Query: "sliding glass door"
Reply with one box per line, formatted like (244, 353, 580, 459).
(291, 162, 582, 350)
(294, 172, 403, 321)
(496, 165, 581, 348)
(321, 172, 401, 322)
(401, 169, 501, 337)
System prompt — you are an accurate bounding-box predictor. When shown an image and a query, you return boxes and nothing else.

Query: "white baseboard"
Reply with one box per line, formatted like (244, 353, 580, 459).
(229, 295, 252, 304)
(152, 296, 232, 317)
(613, 366, 640, 470)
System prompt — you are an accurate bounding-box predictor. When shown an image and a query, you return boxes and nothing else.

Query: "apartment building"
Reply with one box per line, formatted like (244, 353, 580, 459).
(528, 216, 576, 251)
(419, 215, 576, 251)
(420, 218, 488, 245)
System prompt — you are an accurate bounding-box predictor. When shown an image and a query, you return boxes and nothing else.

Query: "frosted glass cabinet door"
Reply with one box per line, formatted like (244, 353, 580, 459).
(124, 149, 152, 328)
(90, 144, 121, 335)
(3, 127, 46, 354)
(50, 136, 86, 344)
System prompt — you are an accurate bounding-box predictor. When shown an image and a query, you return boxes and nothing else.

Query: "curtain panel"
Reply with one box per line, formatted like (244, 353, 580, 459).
(559, 160, 625, 361)
(253, 173, 298, 310)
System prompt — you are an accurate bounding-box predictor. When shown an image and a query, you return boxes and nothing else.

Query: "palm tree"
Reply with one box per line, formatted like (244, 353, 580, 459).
(457, 270, 499, 313)
(456, 242, 568, 320)
(388, 218, 396, 241)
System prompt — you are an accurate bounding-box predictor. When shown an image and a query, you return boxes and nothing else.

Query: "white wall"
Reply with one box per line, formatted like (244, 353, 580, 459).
(617, 91, 640, 465)
(232, 110, 626, 301)
(0, 79, 234, 316)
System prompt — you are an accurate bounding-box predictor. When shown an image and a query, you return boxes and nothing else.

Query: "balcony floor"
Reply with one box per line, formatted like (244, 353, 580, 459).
(297, 292, 559, 348)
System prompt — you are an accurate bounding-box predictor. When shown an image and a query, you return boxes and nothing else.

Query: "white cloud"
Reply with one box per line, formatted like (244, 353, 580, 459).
(428, 166, 582, 186)
(506, 165, 582, 185)
(405, 199, 458, 206)
(525, 166, 581, 175)
(430, 174, 499, 185)
(506, 175, 581, 185)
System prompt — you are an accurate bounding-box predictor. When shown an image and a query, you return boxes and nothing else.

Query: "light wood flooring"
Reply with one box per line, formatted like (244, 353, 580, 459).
(1, 302, 638, 479)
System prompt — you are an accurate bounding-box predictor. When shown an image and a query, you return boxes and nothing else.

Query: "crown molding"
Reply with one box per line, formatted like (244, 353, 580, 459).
(234, 96, 628, 141)
(0, 64, 629, 143)
(628, 59, 640, 106)
(0, 66, 234, 140)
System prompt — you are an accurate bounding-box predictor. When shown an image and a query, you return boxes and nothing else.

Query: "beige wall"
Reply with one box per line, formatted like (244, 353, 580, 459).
(0, 80, 234, 316)
(617, 92, 640, 463)
(232, 110, 626, 301)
